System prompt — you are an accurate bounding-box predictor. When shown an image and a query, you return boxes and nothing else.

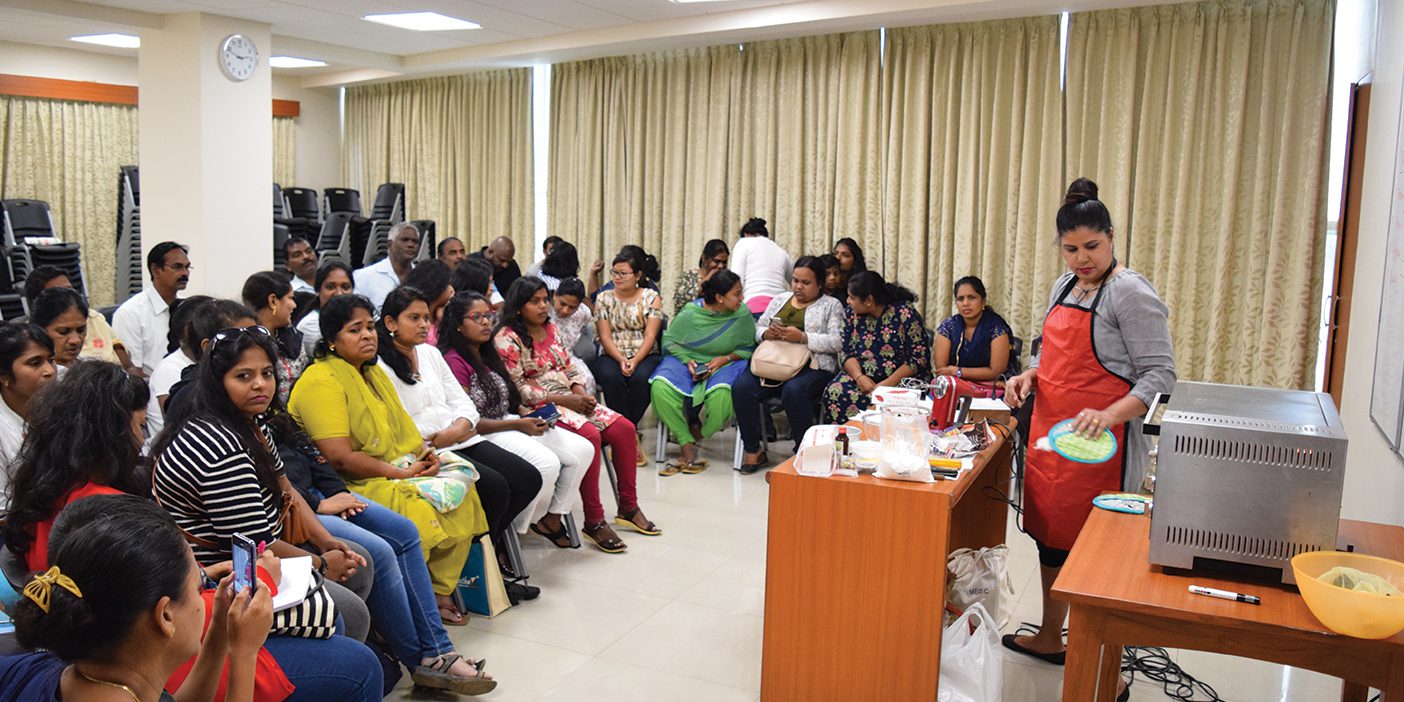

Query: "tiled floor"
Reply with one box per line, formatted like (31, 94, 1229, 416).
(389, 423, 1358, 701)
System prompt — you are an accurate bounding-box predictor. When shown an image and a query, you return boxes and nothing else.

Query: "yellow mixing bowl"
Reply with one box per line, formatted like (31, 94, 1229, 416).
(1291, 551, 1404, 639)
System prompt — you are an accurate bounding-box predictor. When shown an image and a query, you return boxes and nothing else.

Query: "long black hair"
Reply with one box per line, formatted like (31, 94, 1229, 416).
(541, 241, 580, 279)
(30, 287, 88, 329)
(848, 270, 918, 306)
(13, 495, 192, 660)
(185, 300, 257, 363)
(404, 260, 452, 305)
(438, 291, 521, 412)
(167, 295, 214, 355)
(0, 322, 53, 383)
(376, 286, 430, 385)
(450, 257, 494, 297)
(315, 294, 377, 361)
(1056, 177, 1113, 237)
(496, 276, 548, 354)
(5, 361, 150, 558)
(834, 237, 868, 273)
(153, 325, 284, 505)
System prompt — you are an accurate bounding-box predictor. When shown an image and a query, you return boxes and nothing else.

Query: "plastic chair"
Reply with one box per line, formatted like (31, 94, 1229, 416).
(323, 188, 362, 217)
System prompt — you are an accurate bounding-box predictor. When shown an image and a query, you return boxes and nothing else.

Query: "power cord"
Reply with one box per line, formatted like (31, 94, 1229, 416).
(1011, 624, 1225, 702)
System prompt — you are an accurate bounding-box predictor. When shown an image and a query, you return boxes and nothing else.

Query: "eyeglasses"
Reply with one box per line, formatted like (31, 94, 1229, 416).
(467, 312, 496, 324)
(163, 262, 194, 273)
(210, 325, 272, 351)
(609, 269, 635, 279)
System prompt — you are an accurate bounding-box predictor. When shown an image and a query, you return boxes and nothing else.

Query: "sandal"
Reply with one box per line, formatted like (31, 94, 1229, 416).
(437, 599, 468, 626)
(659, 461, 685, 477)
(614, 507, 661, 536)
(680, 461, 707, 475)
(412, 653, 497, 696)
(531, 519, 577, 549)
(1000, 634, 1065, 665)
(583, 520, 628, 553)
(737, 451, 770, 475)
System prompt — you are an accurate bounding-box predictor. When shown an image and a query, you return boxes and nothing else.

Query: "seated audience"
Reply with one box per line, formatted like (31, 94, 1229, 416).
(403, 260, 455, 346)
(5, 361, 150, 572)
(534, 241, 580, 292)
(284, 236, 319, 294)
(243, 271, 311, 400)
(154, 299, 256, 431)
(354, 222, 421, 309)
(673, 239, 729, 315)
(496, 277, 658, 553)
(437, 236, 468, 269)
(550, 278, 596, 395)
(471, 236, 521, 294)
(0, 323, 55, 472)
(452, 256, 502, 308)
(523, 235, 564, 279)
(22, 265, 134, 371)
(821, 271, 931, 424)
(731, 217, 792, 314)
(297, 259, 356, 357)
(113, 241, 189, 376)
(933, 276, 1013, 383)
(289, 294, 489, 625)
(733, 256, 844, 473)
(376, 287, 543, 602)
(588, 245, 660, 301)
(150, 325, 378, 642)
(142, 296, 210, 438)
(0, 495, 276, 702)
(650, 270, 754, 475)
(29, 288, 87, 374)
(821, 253, 848, 304)
(440, 292, 590, 550)
(593, 253, 664, 466)
(832, 237, 868, 277)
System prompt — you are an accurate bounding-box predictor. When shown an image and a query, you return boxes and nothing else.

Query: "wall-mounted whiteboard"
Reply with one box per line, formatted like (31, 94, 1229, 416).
(1370, 75, 1404, 458)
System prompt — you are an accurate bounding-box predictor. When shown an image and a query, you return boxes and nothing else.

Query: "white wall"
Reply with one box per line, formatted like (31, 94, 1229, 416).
(1339, 0, 1404, 526)
(0, 41, 137, 83)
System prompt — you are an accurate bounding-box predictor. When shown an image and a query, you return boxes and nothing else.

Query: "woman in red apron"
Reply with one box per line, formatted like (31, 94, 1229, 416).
(1001, 178, 1176, 695)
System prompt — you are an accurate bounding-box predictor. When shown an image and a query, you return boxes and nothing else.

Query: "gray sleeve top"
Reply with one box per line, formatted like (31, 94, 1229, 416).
(1029, 269, 1176, 408)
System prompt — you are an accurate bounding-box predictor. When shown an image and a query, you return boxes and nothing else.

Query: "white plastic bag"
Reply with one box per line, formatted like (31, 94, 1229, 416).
(946, 546, 1015, 630)
(937, 602, 1003, 702)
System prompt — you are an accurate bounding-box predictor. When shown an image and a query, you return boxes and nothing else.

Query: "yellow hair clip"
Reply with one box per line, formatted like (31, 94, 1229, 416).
(23, 565, 83, 613)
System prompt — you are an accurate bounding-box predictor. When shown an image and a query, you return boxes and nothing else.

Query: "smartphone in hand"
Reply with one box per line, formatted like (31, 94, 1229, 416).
(232, 533, 257, 594)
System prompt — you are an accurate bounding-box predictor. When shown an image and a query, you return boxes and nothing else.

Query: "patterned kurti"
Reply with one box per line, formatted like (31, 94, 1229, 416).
(494, 322, 622, 431)
(593, 288, 663, 358)
(820, 302, 931, 424)
(550, 303, 597, 395)
(672, 269, 701, 316)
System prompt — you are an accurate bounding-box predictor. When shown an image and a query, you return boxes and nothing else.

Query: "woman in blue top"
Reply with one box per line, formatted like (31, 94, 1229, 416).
(932, 276, 1013, 382)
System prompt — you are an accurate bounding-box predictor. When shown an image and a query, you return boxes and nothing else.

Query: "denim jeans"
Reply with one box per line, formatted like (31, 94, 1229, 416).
(732, 366, 834, 453)
(264, 633, 383, 702)
(317, 499, 455, 664)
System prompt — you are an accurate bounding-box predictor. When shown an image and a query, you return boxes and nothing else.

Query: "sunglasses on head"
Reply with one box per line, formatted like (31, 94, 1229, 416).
(210, 325, 273, 351)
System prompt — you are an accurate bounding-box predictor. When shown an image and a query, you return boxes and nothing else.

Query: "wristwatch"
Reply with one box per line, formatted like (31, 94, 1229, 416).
(956, 368, 963, 379)
(317, 556, 328, 576)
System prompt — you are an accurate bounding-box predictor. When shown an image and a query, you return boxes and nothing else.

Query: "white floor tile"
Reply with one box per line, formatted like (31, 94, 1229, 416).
(535, 657, 758, 702)
(391, 630, 592, 702)
(1173, 650, 1350, 702)
(466, 572, 671, 655)
(598, 600, 765, 691)
(676, 555, 767, 617)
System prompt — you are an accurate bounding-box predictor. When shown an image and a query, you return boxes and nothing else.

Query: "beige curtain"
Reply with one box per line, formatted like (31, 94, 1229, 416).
(881, 17, 1066, 350)
(344, 69, 533, 247)
(273, 116, 296, 187)
(1066, 0, 1335, 389)
(0, 96, 138, 307)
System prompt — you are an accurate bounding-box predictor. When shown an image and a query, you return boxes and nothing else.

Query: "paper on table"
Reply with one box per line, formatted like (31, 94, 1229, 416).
(969, 398, 1009, 412)
(272, 556, 315, 612)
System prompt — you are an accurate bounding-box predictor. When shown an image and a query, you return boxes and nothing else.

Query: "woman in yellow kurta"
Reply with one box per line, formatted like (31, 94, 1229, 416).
(289, 293, 488, 625)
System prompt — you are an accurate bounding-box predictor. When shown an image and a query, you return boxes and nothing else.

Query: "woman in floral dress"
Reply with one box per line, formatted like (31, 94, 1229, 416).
(821, 271, 931, 424)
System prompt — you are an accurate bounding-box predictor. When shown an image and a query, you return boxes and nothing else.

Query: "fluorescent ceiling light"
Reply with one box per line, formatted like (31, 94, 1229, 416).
(362, 12, 480, 31)
(70, 33, 140, 49)
(270, 56, 328, 68)
(670, 0, 740, 3)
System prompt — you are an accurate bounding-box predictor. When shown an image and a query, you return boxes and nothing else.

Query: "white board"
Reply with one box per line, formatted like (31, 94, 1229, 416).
(1369, 73, 1404, 456)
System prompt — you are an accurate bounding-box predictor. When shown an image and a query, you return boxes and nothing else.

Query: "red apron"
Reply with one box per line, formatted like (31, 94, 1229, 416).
(1025, 276, 1130, 552)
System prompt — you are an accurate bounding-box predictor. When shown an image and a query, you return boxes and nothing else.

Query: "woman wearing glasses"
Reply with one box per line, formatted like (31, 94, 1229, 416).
(439, 291, 591, 550)
(592, 253, 664, 467)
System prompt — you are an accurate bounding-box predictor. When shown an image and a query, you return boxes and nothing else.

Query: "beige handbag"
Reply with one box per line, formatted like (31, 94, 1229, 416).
(750, 339, 811, 386)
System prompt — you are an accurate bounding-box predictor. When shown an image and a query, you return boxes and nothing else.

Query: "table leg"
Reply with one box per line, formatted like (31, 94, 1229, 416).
(1384, 651, 1404, 702)
(1063, 605, 1106, 702)
(1097, 642, 1124, 702)
(1341, 680, 1368, 702)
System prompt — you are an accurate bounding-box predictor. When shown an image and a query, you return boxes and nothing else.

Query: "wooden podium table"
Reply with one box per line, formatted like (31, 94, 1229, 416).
(759, 424, 1014, 701)
(1054, 509, 1404, 701)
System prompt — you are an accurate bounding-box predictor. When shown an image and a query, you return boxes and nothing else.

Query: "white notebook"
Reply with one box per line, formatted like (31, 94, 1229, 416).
(271, 556, 315, 612)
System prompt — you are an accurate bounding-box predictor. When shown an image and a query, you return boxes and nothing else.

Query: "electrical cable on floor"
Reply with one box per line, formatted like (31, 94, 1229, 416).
(1011, 625, 1225, 702)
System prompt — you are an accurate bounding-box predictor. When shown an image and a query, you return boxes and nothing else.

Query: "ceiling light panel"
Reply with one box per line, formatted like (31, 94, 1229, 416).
(69, 33, 141, 49)
(270, 56, 328, 68)
(362, 12, 481, 31)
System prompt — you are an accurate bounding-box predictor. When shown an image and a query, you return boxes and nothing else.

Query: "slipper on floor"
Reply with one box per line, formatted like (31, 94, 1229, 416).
(680, 461, 707, 474)
(1000, 634, 1065, 665)
(659, 462, 685, 477)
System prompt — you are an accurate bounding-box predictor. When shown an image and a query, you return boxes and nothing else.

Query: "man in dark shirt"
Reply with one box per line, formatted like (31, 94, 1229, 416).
(470, 236, 521, 294)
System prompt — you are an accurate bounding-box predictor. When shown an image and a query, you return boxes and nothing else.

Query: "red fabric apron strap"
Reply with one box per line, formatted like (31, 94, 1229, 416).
(1024, 274, 1132, 552)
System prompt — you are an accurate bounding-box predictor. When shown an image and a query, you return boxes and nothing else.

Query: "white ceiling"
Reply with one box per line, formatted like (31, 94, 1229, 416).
(0, 0, 1177, 87)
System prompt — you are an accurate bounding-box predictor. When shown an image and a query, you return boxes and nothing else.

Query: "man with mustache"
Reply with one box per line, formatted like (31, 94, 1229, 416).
(354, 222, 421, 310)
(112, 241, 189, 377)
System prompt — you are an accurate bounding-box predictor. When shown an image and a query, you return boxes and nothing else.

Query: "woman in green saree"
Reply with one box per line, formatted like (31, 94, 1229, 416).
(648, 270, 755, 475)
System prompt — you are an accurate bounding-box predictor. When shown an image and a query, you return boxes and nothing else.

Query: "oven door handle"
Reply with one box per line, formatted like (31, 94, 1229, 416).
(1142, 391, 1170, 436)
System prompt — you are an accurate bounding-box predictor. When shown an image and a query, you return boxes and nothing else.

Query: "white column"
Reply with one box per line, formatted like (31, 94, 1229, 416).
(138, 12, 272, 298)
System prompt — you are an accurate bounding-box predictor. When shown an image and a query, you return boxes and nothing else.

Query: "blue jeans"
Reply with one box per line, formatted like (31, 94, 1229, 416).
(264, 634, 383, 702)
(318, 500, 455, 664)
(732, 366, 835, 453)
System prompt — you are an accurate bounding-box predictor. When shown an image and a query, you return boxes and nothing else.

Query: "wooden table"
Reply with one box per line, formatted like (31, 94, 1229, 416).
(1054, 509, 1404, 701)
(759, 422, 1014, 701)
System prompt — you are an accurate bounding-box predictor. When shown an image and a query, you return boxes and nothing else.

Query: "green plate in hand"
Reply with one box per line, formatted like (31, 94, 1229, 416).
(1049, 418, 1117, 464)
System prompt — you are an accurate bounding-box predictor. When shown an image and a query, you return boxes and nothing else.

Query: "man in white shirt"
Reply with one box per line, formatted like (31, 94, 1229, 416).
(284, 236, 318, 294)
(354, 222, 421, 309)
(112, 241, 189, 377)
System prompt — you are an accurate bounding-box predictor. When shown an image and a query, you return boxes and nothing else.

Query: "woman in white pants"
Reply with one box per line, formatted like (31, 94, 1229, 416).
(439, 291, 593, 546)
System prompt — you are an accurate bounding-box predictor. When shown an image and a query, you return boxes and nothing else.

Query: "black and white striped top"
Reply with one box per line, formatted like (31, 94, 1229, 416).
(152, 417, 285, 565)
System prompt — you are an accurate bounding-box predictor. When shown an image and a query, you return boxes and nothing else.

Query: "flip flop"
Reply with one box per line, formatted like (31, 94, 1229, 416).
(680, 461, 708, 474)
(438, 602, 469, 626)
(659, 461, 685, 477)
(1000, 634, 1065, 665)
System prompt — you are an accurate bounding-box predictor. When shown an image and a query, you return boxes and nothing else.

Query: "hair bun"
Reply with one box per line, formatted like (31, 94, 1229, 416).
(748, 217, 766, 227)
(1064, 177, 1099, 206)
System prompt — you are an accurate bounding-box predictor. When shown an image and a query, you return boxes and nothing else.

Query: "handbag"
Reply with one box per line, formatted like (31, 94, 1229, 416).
(391, 449, 479, 513)
(750, 340, 811, 386)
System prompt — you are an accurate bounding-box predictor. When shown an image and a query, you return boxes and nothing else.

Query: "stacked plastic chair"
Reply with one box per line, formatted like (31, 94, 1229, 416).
(115, 165, 143, 303)
(284, 187, 323, 230)
(0, 199, 88, 319)
(362, 183, 406, 267)
(409, 219, 437, 263)
(323, 188, 362, 217)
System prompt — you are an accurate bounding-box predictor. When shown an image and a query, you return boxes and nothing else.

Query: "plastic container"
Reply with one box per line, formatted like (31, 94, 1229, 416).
(1291, 551, 1404, 639)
